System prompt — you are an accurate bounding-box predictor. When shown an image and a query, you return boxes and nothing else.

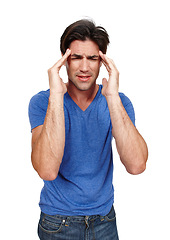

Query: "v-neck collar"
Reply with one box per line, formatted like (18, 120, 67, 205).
(65, 85, 101, 113)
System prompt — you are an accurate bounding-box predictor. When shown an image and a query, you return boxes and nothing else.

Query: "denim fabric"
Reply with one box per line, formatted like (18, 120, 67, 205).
(38, 206, 119, 240)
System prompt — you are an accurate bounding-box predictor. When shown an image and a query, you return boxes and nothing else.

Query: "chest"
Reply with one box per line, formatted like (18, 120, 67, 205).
(64, 100, 112, 147)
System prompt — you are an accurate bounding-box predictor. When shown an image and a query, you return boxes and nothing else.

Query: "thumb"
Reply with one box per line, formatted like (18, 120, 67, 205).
(102, 78, 108, 87)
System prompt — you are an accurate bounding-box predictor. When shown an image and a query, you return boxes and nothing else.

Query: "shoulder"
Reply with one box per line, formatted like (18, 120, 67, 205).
(119, 92, 133, 107)
(29, 89, 50, 112)
(29, 89, 50, 103)
(28, 89, 50, 131)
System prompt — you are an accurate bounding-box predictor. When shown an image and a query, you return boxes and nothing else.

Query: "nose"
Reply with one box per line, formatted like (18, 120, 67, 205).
(80, 58, 89, 72)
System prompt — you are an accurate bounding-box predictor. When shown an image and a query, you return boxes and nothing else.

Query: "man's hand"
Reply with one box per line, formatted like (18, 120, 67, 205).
(99, 51, 119, 97)
(48, 49, 71, 95)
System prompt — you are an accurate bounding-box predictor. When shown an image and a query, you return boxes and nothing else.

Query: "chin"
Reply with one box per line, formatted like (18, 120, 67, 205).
(77, 82, 95, 91)
(70, 78, 95, 91)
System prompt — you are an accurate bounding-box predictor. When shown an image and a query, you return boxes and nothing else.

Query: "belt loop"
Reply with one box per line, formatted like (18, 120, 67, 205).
(65, 216, 70, 227)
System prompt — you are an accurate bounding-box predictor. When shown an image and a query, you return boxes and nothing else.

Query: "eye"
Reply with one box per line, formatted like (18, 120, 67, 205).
(71, 55, 82, 60)
(71, 57, 80, 60)
(91, 58, 99, 61)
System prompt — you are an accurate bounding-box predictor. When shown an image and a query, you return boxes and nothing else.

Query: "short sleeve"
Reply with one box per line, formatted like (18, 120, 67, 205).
(119, 93, 136, 126)
(28, 90, 49, 132)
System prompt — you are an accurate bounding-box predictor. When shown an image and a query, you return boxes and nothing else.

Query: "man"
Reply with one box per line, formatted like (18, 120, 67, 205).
(29, 19, 148, 240)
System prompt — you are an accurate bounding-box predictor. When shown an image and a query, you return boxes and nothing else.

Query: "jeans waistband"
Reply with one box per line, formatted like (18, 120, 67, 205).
(41, 212, 102, 222)
(40, 206, 114, 224)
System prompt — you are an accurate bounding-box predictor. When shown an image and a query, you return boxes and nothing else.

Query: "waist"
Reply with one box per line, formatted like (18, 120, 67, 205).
(40, 205, 115, 225)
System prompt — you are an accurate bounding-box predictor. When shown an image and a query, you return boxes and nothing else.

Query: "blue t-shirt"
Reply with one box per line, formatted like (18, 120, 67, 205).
(28, 85, 135, 216)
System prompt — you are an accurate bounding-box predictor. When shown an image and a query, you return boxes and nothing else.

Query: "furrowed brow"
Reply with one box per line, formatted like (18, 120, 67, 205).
(71, 54, 83, 59)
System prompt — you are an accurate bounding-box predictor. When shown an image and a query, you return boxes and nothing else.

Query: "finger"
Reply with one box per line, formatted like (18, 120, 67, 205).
(99, 51, 108, 65)
(99, 51, 106, 63)
(57, 49, 71, 68)
(99, 51, 110, 71)
(102, 78, 108, 86)
(99, 51, 118, 73)
(62, 48, 72, 64)
(52, 49, 71, 70)
(99, 51, 113, 73)
(107, 57, 118, 72)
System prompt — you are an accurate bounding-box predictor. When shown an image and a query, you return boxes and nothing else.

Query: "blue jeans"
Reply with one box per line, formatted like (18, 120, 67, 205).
(38, 206, 119, 240)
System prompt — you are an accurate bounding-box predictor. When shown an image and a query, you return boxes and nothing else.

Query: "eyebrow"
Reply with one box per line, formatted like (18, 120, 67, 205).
(71, 54, 99, 59)
(71, 54, 83, 59)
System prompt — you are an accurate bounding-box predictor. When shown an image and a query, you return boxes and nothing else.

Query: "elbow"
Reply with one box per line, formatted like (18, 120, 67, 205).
(126, 155, 147, 175)
(127, 162, 146, 175)
(38, 170, 58, 181)
(31, 153, 59, 181)
(126, 148, 148, 175)
(35, 163, 59, 181)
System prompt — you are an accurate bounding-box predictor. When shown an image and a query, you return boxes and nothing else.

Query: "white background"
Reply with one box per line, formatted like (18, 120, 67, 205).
(1, 0, 170, 239)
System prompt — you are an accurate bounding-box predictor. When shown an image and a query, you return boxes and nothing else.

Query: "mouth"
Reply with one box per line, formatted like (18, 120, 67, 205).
(77, 75, 92, 82)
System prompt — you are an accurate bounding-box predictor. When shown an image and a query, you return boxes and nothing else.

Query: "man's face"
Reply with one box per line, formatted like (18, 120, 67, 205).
(66, 40, 101, 91)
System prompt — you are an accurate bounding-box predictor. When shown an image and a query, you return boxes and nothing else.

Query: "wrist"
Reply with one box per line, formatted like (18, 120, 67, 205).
(49, 91, 64, 105)
(50, 89, 65, 97)
(105, 92, 120, 101)
(105, 93, 121, 108)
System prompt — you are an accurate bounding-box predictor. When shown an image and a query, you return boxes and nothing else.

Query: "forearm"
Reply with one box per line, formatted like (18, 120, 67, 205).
(31, 93, 65, 180)
(106, 94, 148, 174)
(99, 51, 148, 174)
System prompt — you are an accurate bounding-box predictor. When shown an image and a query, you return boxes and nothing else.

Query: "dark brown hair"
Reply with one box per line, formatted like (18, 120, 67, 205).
(60, 19, 110, 54)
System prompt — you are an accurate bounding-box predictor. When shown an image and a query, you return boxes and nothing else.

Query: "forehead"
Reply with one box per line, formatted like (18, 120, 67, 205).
(69, 40, 99, 55)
